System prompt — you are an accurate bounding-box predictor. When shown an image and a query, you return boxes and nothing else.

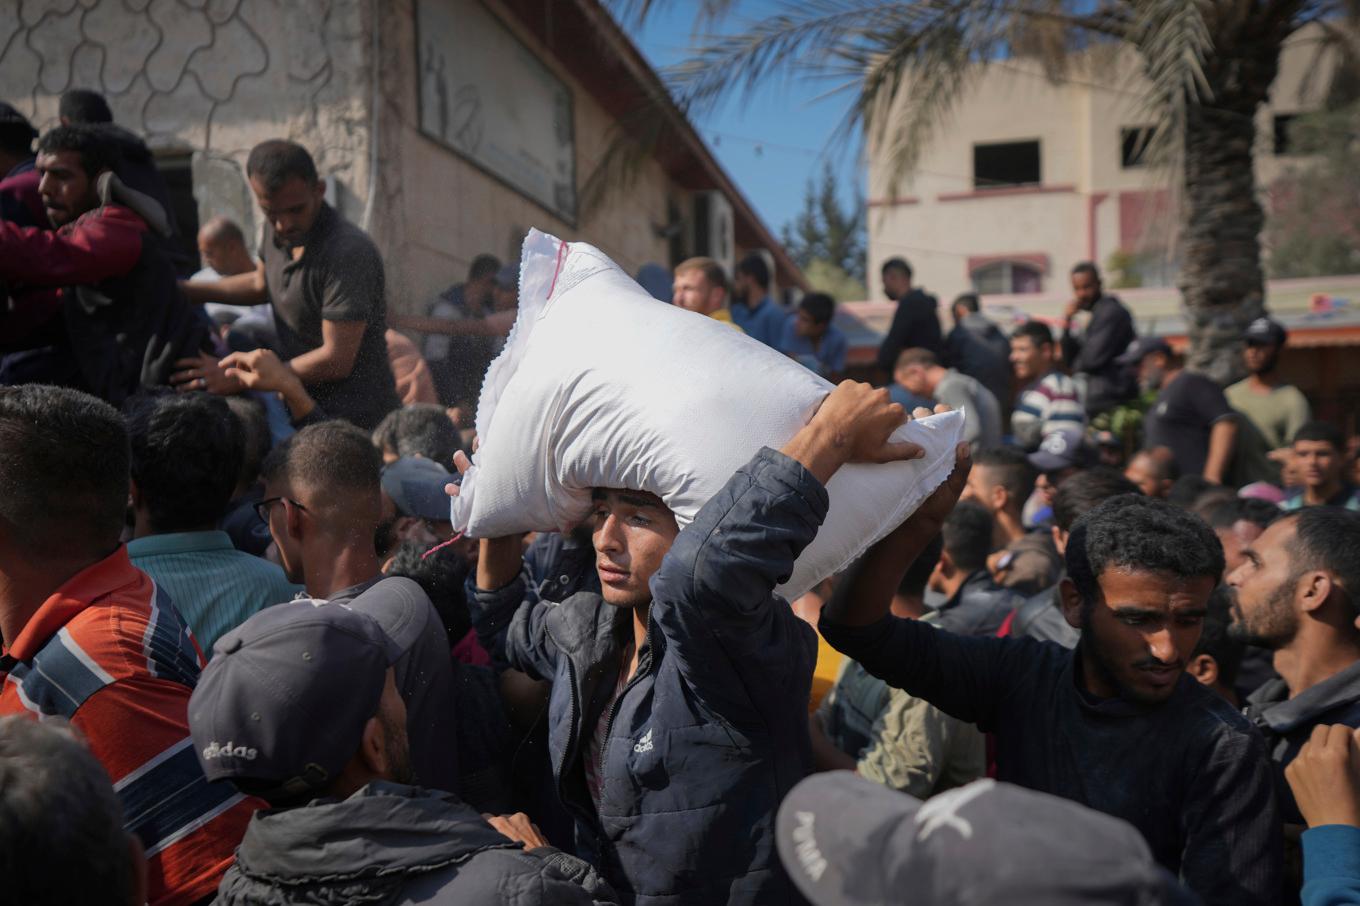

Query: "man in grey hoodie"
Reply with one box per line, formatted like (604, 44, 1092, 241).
(188, 592, 617, 906)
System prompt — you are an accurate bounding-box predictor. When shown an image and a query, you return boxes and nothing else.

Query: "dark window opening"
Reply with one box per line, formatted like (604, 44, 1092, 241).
(1274, 114, 1298, 156)
(1121, 126, 1156, 168)
(973, 140, 1040, 189)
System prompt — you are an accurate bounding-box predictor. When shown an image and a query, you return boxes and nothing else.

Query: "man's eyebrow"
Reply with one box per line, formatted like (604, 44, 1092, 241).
(1109, 605, 1164, 619)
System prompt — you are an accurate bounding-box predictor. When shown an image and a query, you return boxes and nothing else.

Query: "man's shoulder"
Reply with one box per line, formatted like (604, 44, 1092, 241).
(316, 213, 381, 264)
(1173, 679, 1264, 752)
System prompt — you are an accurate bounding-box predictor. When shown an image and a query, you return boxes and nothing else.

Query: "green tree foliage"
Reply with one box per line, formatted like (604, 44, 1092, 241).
(781, 162, 867, 290)
(1265, 103, 1360, 279)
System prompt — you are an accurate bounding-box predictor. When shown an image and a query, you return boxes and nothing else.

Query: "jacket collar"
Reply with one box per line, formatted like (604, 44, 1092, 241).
(544, 591, 631, 673)
(1248, 660, 1360, 733)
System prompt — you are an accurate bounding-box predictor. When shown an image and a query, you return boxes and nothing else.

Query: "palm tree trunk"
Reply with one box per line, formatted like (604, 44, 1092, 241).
(1176, 20, 1292, 384)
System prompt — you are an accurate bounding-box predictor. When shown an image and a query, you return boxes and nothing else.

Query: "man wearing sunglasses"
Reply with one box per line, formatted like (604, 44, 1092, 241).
(257, 419, 460, 795)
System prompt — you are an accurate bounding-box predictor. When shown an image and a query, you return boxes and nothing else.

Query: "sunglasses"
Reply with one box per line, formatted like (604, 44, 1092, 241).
(253, 496, 307, 524)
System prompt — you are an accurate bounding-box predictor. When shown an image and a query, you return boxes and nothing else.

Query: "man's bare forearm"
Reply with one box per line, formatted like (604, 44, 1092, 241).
(1204, 419, 1238, 484)
(182, 268, 267, 306)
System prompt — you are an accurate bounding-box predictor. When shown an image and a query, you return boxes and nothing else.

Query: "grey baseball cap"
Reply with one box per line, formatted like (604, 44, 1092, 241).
(1115, 336, 1172, 367)
(380, 456, 453, 522)
(188, 596, 403, 802)
(1028, 426, 1091, 473)
(777, 773, 1195, 906)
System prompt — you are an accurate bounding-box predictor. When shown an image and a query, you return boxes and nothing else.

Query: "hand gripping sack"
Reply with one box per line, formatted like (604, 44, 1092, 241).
(452, 229, 966, 600)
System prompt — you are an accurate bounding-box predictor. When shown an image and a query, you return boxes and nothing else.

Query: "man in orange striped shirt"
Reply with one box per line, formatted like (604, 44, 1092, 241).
(0, 384, 257, 906)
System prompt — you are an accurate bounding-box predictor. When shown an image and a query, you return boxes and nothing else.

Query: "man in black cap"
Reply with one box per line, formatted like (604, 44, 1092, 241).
(189, 598, 617, 905)
(0, 101, 43, 227)
(1122, 336, 1238, 485)
(776, 772, 1196, 906)
(822, 468, 1282, 904)
(1226, 316, 1311, 453)
(1024, 425, 1091, 529)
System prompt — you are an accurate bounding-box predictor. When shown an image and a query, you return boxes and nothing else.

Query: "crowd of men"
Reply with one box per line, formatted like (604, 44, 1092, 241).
(3, 88, 1360, 906)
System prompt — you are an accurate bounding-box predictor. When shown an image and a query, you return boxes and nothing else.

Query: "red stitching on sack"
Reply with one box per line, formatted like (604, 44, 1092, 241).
(421, 532, 465, 560)
(546, 241, 570, 298)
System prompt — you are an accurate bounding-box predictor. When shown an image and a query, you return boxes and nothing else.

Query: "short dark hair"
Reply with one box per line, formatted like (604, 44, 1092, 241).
(386, 539, 471, 646)
(1052, 467, 1139, 532)
(468, 254, 501, 282)
(0, 385, 129, 557)
(36, 125, 115, 178)
(882, 257, 912, 279)
(1292, 420, 1344, 450)
(1166, 474, 1213, 509)
(263, 420, 380, 496)
(1200, 496, 1282, 533)
(1071, 261, 1101, 282)
(953, 292, 980, 314)
(389, 404, 459, 465)
(1067, 494, 1224, 611)
(736, 252, 770, 289)
(1289, 507, 1360, 618)
(974, 447, 1036, 505)
(58, 89, 113, 124)
(0, 717, 136, 906)
(899, 534, 944, 599)
(799, 292, 835, 326)
(246, 139, 319, 193)
(1192, 586, 1245, 688)
(942, 500, 994, 574)
(1012, 320, 1054, 348)
(1237, 497, 1284, 531)
(126, 393, 244, 533)
(0, 117, 34, 157)
(224, 395, 271, 492)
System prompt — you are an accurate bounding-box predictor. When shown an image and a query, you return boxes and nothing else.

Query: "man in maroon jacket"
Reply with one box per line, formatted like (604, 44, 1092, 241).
(0, 125, 204, 402)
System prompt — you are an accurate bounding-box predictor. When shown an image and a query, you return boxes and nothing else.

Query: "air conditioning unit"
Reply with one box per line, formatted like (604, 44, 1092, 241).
(692, 191, 735, 278)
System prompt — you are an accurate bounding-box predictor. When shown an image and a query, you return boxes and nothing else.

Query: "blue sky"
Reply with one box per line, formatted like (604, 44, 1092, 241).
(625, 3, 865, 239)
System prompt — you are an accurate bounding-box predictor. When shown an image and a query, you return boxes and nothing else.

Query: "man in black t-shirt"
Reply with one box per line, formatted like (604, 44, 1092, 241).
(876, 257, 943, 374)
(1120, 337, 1238, 485)
(178, 140, 398, 429)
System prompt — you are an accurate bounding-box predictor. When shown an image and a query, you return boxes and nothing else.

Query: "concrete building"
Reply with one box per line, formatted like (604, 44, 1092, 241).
(865, 26, 1334, 304)
(0, 0, 801, 312)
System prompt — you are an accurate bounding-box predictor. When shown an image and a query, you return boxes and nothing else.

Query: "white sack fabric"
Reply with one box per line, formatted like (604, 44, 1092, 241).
(452, 229, 966, 600)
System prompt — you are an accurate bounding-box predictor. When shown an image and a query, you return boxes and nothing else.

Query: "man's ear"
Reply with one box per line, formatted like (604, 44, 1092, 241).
(1059, 577, 1085, 630)
(128, 478, 141, 511)
(992, 484, 1009, 514)
(1299, 572, 1335, 616)
(937, 549, 956, 579)
(1051, 525, 1067, 557)
(357, 715, 390, 779)
(1186, 653, 1219, 688)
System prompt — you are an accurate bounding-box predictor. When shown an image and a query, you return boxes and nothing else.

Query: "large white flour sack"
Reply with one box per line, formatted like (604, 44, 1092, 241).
(452, 229, 966, 600)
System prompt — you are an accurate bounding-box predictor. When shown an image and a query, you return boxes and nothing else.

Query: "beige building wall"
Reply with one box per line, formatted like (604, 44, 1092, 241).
(0, 0, 681, 314)
(376, 0, 672, 311)
(866, 25, 1335, 305)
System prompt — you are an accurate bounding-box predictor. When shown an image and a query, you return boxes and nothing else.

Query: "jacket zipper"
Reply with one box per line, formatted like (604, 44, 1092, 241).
(598, 623, 653, 786)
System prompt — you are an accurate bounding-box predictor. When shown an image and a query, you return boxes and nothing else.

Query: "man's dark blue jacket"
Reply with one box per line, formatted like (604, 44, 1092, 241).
(473, 448, 821, 905)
